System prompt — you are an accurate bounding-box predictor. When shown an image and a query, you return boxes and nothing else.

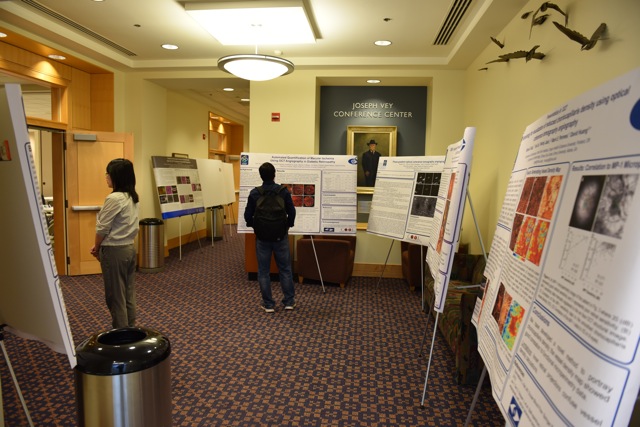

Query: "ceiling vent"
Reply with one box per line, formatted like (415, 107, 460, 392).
(20, 0, 137, 56)
(433, 0, 473, 46)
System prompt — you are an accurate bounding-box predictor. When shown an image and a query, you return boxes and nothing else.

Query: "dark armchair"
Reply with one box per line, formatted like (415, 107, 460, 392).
(401, 241, 427, 291)
(296, 235, 356, 287)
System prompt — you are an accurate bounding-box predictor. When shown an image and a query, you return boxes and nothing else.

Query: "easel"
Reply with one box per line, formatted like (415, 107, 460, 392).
(375, 240, 427, 310)
(177, 212, 202, 260)
(307, 236, 327, 293)
(224, 203, 235, 239)
(0, 325, 34, 427)
(208, 206, 224, 246)
(419, 190, 488, 416)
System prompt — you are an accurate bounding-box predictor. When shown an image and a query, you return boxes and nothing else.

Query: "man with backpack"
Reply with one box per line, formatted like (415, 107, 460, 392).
(244, 162, 297, 312)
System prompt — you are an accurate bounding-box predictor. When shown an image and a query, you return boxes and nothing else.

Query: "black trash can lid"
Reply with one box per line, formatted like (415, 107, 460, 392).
(75, 327, 171, 375)
(140, 218, 164, 225)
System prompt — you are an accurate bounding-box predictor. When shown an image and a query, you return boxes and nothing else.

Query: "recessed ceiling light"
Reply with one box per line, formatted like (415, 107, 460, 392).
(185, 3, 316, 45)
(162, 44, 179, 50)
(48, 54, 66, 60)
(240, 98, 250, 102)
(367, 79, 381, 84)
(223, 88, 234, 92)
(374, 40, 392, 46)
(0, 33, 7, 38)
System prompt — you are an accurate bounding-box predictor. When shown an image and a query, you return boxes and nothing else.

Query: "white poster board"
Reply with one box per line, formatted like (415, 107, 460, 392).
(476, 68, 640, 426)
(426, 127, 476, 313)
(221, 162, 236, 205)
(0, 85, 76, 367)
(151, 156, 205, 219)
(367, 156, 445, 244)
(195, 158, 228, 207)
(237, 153, 358, 235)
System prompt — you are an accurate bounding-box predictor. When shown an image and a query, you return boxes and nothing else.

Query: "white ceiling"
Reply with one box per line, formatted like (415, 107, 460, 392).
(0, 0, 529, 123)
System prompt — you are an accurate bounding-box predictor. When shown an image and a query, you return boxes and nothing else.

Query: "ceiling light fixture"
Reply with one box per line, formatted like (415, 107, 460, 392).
(218, 51, 294, 81)
(162, 44, 179, 50)
(367, 79, 381, 84)
(185, 1, 316, 81)
(374, 40, 392, 46)
(48, 54, 66, 60)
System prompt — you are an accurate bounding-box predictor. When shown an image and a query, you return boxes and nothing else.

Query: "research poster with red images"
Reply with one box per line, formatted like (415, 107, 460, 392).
(237, 153, 358, 235)
(425, 127, 475, 313)
(366, 156, 445, 245)
(475, 68, 640, 427)
(151, 156, 205, 219)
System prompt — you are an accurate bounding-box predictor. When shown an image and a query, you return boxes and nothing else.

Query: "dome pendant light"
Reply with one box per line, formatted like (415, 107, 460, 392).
(218, 46, 294, 81)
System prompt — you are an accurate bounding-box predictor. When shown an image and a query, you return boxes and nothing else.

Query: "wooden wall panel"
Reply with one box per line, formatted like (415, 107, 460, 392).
(90, 74, 114, 131)
(70, 68, 91, 130)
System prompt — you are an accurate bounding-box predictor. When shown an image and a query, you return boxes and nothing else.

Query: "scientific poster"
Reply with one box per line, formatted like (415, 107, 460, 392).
(426, 127, 476, 313)
(151, 156, 205, 219)
(0, 85, 76, 367)
(237, 153, 358, 235)
(476, 68, 640, 426)
(367, 156, 445, 244)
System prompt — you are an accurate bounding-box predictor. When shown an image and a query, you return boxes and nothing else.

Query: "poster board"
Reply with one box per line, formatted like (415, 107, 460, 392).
(475, 68, 640, 426)
(151, 156, 205, 219)
(221, 162, 236, 205)
(237, 153, 358, 235)
(426, 127, 476, 313)
(195, 158, 229, 207)
(0, 84, 76, 368)
(367, 156, 445, 245)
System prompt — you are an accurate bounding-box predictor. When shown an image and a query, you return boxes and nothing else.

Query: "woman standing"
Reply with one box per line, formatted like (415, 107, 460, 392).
(90, 158, 139, 329)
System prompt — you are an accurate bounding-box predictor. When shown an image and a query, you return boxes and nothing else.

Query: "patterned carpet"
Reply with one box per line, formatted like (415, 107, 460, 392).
(1, 228, 504, 426)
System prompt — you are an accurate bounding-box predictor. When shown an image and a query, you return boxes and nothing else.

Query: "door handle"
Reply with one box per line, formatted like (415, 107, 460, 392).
(71, 205, 102, 211)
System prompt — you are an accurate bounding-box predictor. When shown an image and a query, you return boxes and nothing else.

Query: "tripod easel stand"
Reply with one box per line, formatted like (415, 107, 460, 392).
(420, 190, 488, 420)
(0, 325, 35, 427)
(308, 236, 327, 293)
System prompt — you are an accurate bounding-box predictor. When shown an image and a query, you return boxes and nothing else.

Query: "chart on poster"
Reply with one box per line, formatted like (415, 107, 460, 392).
(367, 156, 445, 245)
(237, 153, 358, 235)
(476, 68, 640, 427)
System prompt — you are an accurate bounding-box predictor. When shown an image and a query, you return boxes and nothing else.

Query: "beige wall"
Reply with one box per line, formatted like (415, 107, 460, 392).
(110, 0, 640, 264)
(461, 0, 640, 254)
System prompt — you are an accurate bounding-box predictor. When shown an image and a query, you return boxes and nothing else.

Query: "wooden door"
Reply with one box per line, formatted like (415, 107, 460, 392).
(66, 131, 133, 275)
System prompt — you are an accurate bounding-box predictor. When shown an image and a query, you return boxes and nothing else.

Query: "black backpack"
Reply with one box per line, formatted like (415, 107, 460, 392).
(252, 185, 289, 241)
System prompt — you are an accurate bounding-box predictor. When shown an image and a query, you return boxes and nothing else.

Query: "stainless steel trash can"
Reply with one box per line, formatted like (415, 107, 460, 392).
(75, 327, 172, 427)
(138, 218, 164, 273)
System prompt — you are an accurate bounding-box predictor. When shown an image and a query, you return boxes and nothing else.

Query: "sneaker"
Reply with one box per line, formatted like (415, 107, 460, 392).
(284, 304, 296, 311)
(262, 305, 275, 313)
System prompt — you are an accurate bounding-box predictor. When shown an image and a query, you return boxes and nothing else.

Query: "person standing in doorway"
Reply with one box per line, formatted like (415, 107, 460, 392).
(90, 158, 140, 329)
(362, 139, 381, 187)
(244, 162, 297, 313)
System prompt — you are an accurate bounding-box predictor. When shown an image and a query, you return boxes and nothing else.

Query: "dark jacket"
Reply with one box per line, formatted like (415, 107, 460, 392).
(244, 180, 296, 228)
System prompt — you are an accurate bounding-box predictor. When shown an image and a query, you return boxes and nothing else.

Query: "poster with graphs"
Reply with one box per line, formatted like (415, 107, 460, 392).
(237, 152, 358, 235)
(475, 68, 640, 426)
(426, 127, 475, 313)
(366, 156, 445, 245)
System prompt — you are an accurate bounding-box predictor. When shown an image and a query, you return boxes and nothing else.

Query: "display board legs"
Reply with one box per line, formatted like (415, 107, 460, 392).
(375, 240, 395, 290)
(464, 366, 488, 427)
(309, 236, 326, 294)
(420, 312, 440, 408)
(0, 326, 34, 427)
(178, 213, 202, 260)
(418, 302, 433, 357)
(225, 203, 235, 238)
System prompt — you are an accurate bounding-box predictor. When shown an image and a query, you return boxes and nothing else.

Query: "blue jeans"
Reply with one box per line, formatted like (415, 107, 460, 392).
(256, 237, 295, 308)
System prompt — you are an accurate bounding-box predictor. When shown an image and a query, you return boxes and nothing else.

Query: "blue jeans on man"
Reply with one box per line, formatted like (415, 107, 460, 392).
(256, 237, 295, 309)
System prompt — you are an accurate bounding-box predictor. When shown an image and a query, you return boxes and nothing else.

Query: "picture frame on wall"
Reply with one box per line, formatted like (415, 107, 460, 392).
(346, 125, 397, 194)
